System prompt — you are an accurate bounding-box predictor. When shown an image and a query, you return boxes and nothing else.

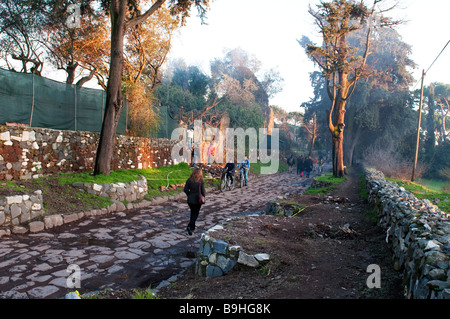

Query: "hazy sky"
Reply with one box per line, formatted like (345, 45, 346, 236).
(167, 0, 450, 113)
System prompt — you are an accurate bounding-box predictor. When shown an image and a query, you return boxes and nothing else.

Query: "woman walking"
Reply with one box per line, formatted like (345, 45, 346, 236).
(183, 168, 206, 235)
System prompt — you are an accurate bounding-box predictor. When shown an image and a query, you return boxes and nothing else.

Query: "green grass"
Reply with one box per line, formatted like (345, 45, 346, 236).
(0, 181, 31, 192)
(387, 178, 449, 214)
(132, 288, 157, 299)
(55, 162, 194, 200)
(415, 178, 449, 192)
(304, 172, 347, 195)
(57, 170, 141, 185)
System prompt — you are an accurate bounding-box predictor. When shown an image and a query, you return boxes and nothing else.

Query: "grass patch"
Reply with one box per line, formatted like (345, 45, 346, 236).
(387, 178, 449, 214)
(304, 172, 347, 195)
(416, 178, 449, 192)
(56, 163, 194, 201)
(0, 181, 31, 192)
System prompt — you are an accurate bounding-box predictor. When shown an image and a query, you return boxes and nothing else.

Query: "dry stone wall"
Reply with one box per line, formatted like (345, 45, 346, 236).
(0, 125, 176, 181)
(71, 176, 148, 202)
(364, 168, 450, 299)
(0, 190, 45, 236)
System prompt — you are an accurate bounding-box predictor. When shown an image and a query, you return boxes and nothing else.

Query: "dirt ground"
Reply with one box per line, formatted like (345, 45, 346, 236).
(157, 168, 405, 299)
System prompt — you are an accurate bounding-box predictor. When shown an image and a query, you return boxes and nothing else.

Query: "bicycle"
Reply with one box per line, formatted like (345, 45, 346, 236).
(220, 170, 234, 192)
(238, 167, 249, 188)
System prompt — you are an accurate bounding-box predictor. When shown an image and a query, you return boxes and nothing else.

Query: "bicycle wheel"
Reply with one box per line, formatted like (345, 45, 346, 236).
(220, 176, 227, 192)
(228, 177, 234, 191)
(239, 170, 244, 188)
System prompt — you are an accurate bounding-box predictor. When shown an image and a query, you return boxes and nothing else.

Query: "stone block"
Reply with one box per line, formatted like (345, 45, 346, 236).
(29, 221, 45, 233)
(10, 204, 21, 219)
(12, 226, 28, 234)
(63, 213, 79, 224)
(216, 255, 237, 273)
(20, 212, 31, 223)
(213, 240, 228, 255)
(6, 195, 22, 205)
(206, 265, 223, 277)
(237, 252, 259, 268)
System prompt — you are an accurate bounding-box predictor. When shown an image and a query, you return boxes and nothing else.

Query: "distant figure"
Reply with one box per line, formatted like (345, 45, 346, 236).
(207, 141, 215, 167)
(287, 154, 296, 174)
(297, 155, 304, 176)
(183, 168, 206, 235)
(222, 158, 236, 186)
(305, 155, 313, 178)
(238, 155, 250, 186)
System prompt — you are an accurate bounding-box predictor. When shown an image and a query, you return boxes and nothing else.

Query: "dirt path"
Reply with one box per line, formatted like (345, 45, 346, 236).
(157, 167, 404, 299)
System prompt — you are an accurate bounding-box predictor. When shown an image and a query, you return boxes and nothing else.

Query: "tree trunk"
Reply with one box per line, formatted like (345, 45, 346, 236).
(94, 1, 126, 176)
(66, 62, 78, 84)
(331, 96, 347, 177)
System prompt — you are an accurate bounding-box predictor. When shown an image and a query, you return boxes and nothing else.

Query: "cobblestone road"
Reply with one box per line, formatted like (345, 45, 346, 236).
(0, 171, 310, 299)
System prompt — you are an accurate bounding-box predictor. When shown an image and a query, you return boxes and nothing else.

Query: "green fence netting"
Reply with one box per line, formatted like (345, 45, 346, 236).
(151, 104, 180, 139)
(0, 68, 127, 134)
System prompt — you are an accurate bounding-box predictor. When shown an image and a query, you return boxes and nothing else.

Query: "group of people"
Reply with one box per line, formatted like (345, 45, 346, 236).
(288, 154, 324, 178)
(186, 128, 216, 168)
(183, 155, 250, 236)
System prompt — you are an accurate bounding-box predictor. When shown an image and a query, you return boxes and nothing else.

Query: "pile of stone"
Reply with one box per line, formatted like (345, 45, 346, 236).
(195, 224, 270, 277)
(72, 176, 148, 202)
(364, 168, 450, 299)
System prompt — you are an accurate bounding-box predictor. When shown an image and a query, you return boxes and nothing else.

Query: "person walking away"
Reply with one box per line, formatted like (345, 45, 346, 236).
(305, 156, 313, 178)
(287, 154, 295, 174)
(183, 168, 206, 235)
(238, 155, 250, 186)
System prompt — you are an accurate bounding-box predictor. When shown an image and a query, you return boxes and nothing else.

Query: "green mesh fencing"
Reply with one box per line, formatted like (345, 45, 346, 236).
(0, 67, 127, 134)
(151, 104, 180, 139)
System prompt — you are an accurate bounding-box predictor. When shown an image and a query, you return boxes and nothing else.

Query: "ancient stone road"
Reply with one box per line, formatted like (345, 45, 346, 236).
(0, 171, 310, 299)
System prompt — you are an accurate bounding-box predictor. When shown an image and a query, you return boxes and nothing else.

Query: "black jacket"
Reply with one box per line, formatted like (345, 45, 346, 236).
(184, 178, 206, 205)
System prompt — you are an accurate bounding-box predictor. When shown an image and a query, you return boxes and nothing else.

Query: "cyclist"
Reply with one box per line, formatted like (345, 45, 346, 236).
(238, 155, 250, 186)
(222, 158, 235, 186)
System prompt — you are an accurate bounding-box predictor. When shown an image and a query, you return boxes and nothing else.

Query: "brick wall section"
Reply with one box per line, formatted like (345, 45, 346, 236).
(0, 125, 177, 181)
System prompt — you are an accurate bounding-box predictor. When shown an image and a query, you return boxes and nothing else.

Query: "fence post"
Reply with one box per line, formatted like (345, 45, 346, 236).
(29, 72, 35, 127)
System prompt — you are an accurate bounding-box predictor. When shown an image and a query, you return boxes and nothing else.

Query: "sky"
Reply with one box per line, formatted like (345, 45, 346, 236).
(167, 0, 450, 113)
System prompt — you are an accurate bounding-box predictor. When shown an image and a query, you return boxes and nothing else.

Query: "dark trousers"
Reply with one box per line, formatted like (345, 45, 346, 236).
(188, 203, 202, 230)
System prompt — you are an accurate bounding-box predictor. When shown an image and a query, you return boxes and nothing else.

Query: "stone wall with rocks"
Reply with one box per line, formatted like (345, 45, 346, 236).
(364, 168, 450, 299)
(196, 223, 270, 277)
(71, 176, 148, 202)
(0, 190, 45, 236)
(0, 125, 176, 181)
